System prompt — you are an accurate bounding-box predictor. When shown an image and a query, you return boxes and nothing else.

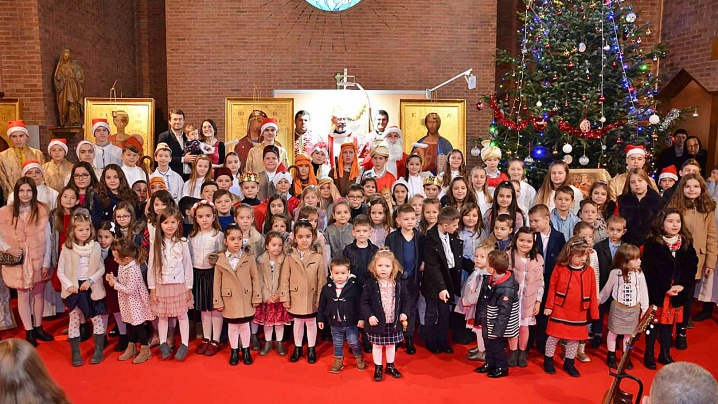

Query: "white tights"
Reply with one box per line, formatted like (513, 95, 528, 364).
(474, 329, 485, 351)
(607, 331, 629, 352)
(68, 308, 107, 338)
(263, 324, 284, 342)
(200, 310, 223, 342)
(228, 323, 251, 349)
(293, 318, 317, 347)
(372, 344, 396, 365)
(158, 314, 189, 346)
(16, 282, 45, 330)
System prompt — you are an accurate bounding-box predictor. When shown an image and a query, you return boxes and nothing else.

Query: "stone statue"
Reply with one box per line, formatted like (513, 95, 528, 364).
(53, 49, 85, 127)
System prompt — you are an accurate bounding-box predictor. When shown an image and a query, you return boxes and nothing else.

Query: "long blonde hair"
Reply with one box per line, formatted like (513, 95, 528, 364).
(0, 339, 70, 404)
(536, 160, 571, 206)
(65, 208, 95, 249)
(187, 155, 213, 196)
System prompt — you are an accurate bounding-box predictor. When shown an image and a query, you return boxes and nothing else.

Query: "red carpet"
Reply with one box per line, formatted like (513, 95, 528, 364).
(2, 312, 717, 403)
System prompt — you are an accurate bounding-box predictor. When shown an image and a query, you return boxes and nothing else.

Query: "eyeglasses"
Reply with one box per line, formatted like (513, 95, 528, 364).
(74, 173, 90, 179)
(116, 215, 132, 220)
(347, 195, 362, 199)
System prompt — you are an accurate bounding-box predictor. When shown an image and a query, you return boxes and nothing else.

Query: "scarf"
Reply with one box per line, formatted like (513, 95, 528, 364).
(72, 241, 95, 258)
(662, 234, 682, 252)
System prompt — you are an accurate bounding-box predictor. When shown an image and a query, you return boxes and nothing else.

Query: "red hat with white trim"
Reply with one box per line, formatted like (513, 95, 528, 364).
(7, 120, 28, 137)
(21, 160, 43, 176)
(91, 118, 111, 135)
(48, 138, 68, 155)
(260, 118, 278, 134)
(659, 165, 678, 182)
(625, 144, 646, 158)
(384, 126, 403, 138)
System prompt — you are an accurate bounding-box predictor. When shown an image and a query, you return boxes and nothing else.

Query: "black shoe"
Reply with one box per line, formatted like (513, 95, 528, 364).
(591, 334, 602, 349)
(108, 325, 118, 338)
(289, 346, 303, 362)
(307, 347, 317, 364)
(488, 367, 509, 378)
(475, 363, 494, 374)
(115, 334, 129, 352)
(606, 351, 618, 369)
(385, 363, 402, 378)
(34, 326, 54, 342)
(626, 358, 634, 370)
(644, 352, 657, 370)
(657, 350, 674, 365)
(440, 344, 454, 354)
(25, 330, 38, 347)
(543, 355, 556, 374)
(693, 311, 712, 322)
(374, 364, 383, 381)
(675, 326, 688, 350)
(80, 322, 92, 342)
(241, 348, 253, 365)
(563, 358, 580, 377)
(405, 336, 416, 355)
(229, 348, 239, 366)
(362, 337, 372, 354)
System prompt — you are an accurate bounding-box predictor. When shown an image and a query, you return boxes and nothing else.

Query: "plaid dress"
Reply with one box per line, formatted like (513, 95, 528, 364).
(367, 279, 404, 345)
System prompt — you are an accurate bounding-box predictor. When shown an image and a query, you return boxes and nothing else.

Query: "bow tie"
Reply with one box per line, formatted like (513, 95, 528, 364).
(228, 254, 241, 259)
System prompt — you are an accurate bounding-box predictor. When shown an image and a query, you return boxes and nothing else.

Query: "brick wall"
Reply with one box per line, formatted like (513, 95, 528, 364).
(164, 0, 498, 166)
(137, 0, 168, 135)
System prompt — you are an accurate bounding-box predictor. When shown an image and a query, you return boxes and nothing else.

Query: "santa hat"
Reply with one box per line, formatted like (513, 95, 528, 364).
(91, 118, 111, 135)
(149, 176, 167, 190)
(659, 165, 678, 182)
(334, 141, 359, 182)
(384, 126, 403, 139)
(272, 171, 293, 187)
(7, 120, 28, 137)
(75, 140, 95, 159)
(260, 118, 278, 134)
(21, 160, 43, 176)
(47, 138, 68, 155)
(480, 139, 502, 161)
(625, 144, 646, 158)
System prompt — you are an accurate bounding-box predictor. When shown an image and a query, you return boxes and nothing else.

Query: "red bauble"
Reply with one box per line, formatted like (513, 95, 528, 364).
(598, 95, 606, 103)
(545, 44, 551, 49)
(557, 10, 563, 16)
(476, 101, 484, 110)
(568, 61, 575, 68)
(552, 75, 558, 82)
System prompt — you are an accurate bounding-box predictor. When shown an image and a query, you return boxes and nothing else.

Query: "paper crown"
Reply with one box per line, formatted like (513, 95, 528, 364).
(239, 171, 260, 183)
(480, 139, 502, 160)
(423, 175, 441, 187)
(371, 145, 390, 158)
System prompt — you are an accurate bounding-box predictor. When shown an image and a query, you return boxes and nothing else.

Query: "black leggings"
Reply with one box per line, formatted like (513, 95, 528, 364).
(127, 322, 149, 345)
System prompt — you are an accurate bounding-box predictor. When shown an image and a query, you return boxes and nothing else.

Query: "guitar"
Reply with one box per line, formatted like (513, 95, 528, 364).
(602, 305, 657, 404)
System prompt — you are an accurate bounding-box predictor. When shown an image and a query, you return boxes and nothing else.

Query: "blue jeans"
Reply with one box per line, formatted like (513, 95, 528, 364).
(331, 325, 362, 357)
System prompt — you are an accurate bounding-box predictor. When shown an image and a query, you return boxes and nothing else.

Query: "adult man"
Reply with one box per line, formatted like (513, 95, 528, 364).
(361, 126, 407, 178)
(92, 118, 122, 170)
(641, 362, 717, 404)
(157, 109, 192, 179)
(655, 129, 689, 174)
(234, 110, 268, 169)
(609, 144, 658, 198)
(293, 110, 322, 157)
(0, 120, 45, 203)
(245, 118, 289, 174)
(358, 110, 389, 160)
(327, 109, 358, 167)
(412, 113, 453, 174)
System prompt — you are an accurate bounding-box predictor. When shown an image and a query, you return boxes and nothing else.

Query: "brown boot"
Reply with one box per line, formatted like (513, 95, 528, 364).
(118, 343, 137, 361)
(133, 345, 152, 364)
(355, 354, 366, 370)
(576, 342, 591, 363)
(330, 356, 344, 373)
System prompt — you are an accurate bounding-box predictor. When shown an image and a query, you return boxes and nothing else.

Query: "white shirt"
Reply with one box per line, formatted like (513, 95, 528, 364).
(438, 231, 455, 269)
(518, 181, 537, 212)
(122, 165, 146, 187)
(150, 168, 185, 202)
(407, 174, 425, 197)
(540, 230, 550, 258)
(599, 269, 649, 313)
(189, 230, 224, 269)
(147, 238, 193, 288)
(225, 249, 243, 270)
(94, 143, 122, 169)
(183, 178, 205, 199)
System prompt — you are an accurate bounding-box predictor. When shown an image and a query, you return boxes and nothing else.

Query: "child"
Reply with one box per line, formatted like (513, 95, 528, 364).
(360, 250, 411, 381)
(257, 146, 281, 201)
(361, 177, 378, 199)
(294, 185, 328, 231)
(184, 123, 215, 157)
(506, 227, 544, 368)
(642, 207, 698, 369)
(462, 245, 493, 361)
(543, 236, 599, 377)
(214, 168, 240, 204)
(148, 177, 167, 198)
(214, 223, 261, 365)
(470, 166, 493, 216)
(199, 181, 218, 202)
(528, 204, 566, 353)
(44, 138, 74, 193)
(392, 179, 410, 207)
(484, 214, 514, 252)
(572, 221, 600, 362)
(310, 144, 331, 179)
(591, 214, 627, 348)
(706, 165, 718, 201)
(183, 155, 212, 198)
(132, 180, 148, 205)
(268, 213, 291, 239)
(318, 256, 366, 373)
(480, 141, 509, 193)
(508, 159, 537, 212)
(404, 153, 428, 197)
(423, 175, 442, 200)
(12, 161, 58, 211)
(617, 168, 665, 247)
(120, 145, 145, 187)
(658, 165, 678, 197)
(588, 180, 616, 222)
(280, 219, 328, 364)
(599, 243, 649, 369)
(224, 151, 243, 198)
(106, 238, 156, 364)
(290, 154, 317, 197)
(484, 181, 524, 233)
(367, 194, 391, 248)
(49, 187, 78, 306)
(318, 177, 341, 213)
(189, 200, 225, 357)
(234, 202, 265, 258)
(442, 176, 478, 212)
(330, 141, 360, 196)
(361, 145, 396, 194)
(272, 171, 299, 213)
(150, 143, 185, 203)
(550, 185, 581, 242)
(422, 206, 475, 354)
(262, 194, 289, 234)
(213, 190, 235, 231)
(295, 205, 331, 267)
(534, 160, 583, 214)
(419, 197, 441, 234)
(475, 250, 518, 378)
(114, 201, 146, 254)
(254, 232, 292, 357)
(439, 149, 468, 189)
(410, 194, 424, 218)
(346, 184, 368, 219)
(148, 207, 194, 361)
(239, 172, 262, 208)
(325, 201, 353, 259)
(57, 208, 108, 367)
(579, 199, 608, 243)
(385, 204, 425, 354)
(459, 203, 486, 262)
(97, 221, 126, 352)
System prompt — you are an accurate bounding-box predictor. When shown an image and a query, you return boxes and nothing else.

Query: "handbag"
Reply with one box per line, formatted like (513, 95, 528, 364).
(0, 250, 23, 266)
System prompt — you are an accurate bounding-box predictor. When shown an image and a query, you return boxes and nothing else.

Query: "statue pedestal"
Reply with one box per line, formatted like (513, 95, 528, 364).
(49, 126, 83, 142)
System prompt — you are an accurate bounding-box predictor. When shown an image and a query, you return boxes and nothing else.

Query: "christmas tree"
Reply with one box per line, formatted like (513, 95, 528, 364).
(485, 0, 684, 186)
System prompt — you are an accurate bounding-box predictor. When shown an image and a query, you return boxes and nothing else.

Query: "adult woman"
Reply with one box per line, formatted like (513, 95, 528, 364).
(68, 162, 99, 209)
(0, 177, 54, 346)
(201, 119, 225, 167)
(685, 136, 708, 178)
(617, 168, 665, 247)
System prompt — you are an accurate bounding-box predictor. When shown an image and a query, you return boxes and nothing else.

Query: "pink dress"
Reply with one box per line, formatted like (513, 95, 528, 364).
(112, 260, 156, 326)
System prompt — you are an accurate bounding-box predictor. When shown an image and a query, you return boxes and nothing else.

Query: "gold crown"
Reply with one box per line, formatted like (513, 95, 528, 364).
(239, 171, 259, 183)
(423, 175, 441, 187)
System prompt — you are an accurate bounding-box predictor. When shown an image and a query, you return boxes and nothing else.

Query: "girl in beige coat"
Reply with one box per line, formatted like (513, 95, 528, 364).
(280, 219, 327, 364)
(214, 224, 261, 366)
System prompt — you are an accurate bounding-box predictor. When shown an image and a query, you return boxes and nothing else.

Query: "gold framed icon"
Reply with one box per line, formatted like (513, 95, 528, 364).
(84, 98, 155, 156)
(225, 97, 295, 164)
(0, 98, 22, 152)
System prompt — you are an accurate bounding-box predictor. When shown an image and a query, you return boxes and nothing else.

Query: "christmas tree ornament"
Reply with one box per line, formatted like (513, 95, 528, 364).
(693, 108, 699, 118)
(568, 61, 575, 69)
(648, 114, 660, 125)
(552, 75, 558, 82)
(562, 143, 573, 154)
(524, 155, 535, 166)
(536, 100, 543, 107)
(563, 155, 573, 164)
(578, 42, 587, 53)
(552, 148, 559, 156)
(579, 119, 591, 133)
(598, 95, 606, 103)
(579, 155, 589, 165)
(476, 101, 484, 110)
(603, 44, 611, 51)
(646, 28, 652, 36)
(600, 116, 607, 122)
(625, 12, 636, 23)
(665, 136, 673, 147)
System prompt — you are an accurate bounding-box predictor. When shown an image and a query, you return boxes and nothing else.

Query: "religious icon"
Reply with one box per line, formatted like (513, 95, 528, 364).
(225, 98, 295, 164)
(54, 49, 85, 127)
(0, 98, 22, 153)
(84, 98, 155, 156)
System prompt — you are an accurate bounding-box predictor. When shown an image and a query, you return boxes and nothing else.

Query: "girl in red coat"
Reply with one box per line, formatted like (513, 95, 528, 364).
(543, 236, 599, 377)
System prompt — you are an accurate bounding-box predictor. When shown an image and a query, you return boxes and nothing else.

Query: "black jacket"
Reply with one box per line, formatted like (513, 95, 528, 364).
(618, 189, 665, 247)
(535, 227, 566, 307)
(341, 241, 379, 287)
(157, 129, 187, 178)
(421, 226, 474, 299)
(317, 276, 362, 327)
(359, 277, 411, 334)
(384, 229, 425, 284)
(642, 238, 698, 308)
(594, 238, 616, 289)
(479, 271, 520, 339)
